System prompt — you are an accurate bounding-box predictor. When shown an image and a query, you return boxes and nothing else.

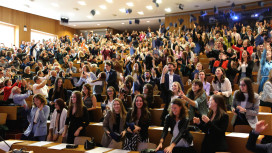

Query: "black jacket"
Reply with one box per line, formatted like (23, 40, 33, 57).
(125, 110, 151, 141)
(246, 131, 272, 153)
(161, 115, 193, 145)
(106, 69, 119, 91)
(197, 113, 229, 153)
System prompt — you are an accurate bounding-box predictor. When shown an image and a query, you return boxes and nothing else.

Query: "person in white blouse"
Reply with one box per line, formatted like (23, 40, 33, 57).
(212, 67, 232, 110)
(47, 98, 67, 141)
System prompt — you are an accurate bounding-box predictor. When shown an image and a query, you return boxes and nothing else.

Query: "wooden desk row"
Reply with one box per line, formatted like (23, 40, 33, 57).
(0, 140, 139, 153)
(85, 123, 263, 153)
(148, 109, 272, 135)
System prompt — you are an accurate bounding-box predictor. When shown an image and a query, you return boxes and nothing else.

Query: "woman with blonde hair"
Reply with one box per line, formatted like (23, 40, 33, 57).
(101, 98, 127, 148)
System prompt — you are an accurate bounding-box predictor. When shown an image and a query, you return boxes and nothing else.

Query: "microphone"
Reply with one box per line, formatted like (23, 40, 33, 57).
(0, 135, 24, 153)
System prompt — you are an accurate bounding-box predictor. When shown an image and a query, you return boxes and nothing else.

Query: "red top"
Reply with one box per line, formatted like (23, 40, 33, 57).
(213, 60, 229, 69)
(3, 82, 21, 101)
(232, 45, 253, 60)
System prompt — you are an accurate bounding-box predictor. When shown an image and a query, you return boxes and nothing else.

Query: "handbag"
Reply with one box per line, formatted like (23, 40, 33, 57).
(84, 137, 96, 150)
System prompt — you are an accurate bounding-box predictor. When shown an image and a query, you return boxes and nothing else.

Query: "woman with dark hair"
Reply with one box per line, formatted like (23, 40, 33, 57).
(48, 77, 68, 112)
(156, 99, 196, 153)
(212, 67, 232, 110)
(260, 69, 272, 112)
(180, 79, 208, 121)
(199, 71, 210, 96)
(143, 83, 154, 109)
(47, 98, 67, 141)
(193, 95, 229, 153)
(119, 75, 133, 110)
(101, 98, 127, 148)
(62, 91, 89, 144)
(237, 50, 254, 80)
(82, 83, 97, 122)
(102, 86, 117, 116)
(232, 77, 259, 129)
(123, 94, 151, 151)
(21, 94, 50, 141)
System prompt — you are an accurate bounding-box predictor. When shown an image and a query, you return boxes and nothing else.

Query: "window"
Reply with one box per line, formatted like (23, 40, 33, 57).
(0, 21, 15, 47)
(31, 29, 56, 43)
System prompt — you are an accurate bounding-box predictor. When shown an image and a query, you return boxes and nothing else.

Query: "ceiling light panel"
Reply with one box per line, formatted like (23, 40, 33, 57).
(165, 8, 171, 12)
(146, 5, 153, 10)
(137, 11, 144, 15)
(78, 1, 86, 5)
(106, 0, 113, 3)
(119, 8, 126, 13)
(126, 2, 134, 7)
(99, 5, 107, 9)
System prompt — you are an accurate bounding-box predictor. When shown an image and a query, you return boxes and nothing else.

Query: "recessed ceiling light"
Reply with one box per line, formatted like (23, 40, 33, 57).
(137, 11, 144, 15)
(96, 11, 100, 15)
(146, 5, 153, 10)
(126, 2, 134, 7)
(119, 8, 126, 13)
(165, 8, 171, 12)
(122, 23, 125, 24)
(99, 5, 107, 9)
(97, 24, 100, 25)
(51, 3, 59, 7)
(147, 21, 150, 22)
(78, 1, 86, 5)
(106, 0, 113, 3)
(73, 25, 77, 26)
(87, 15, 93, 19)
(157, 0, 162, 4)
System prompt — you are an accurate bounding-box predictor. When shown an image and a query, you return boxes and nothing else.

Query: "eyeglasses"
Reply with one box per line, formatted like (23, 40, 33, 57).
(107, 90, 113, 92)
(240, 84, 246, 87)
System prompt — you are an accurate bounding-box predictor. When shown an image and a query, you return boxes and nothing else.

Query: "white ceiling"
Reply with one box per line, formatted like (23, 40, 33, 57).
(0, 0, 261, 31)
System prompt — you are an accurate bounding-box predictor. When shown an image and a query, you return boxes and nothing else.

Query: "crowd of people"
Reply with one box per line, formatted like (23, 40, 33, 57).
(1, 19, 272, 153)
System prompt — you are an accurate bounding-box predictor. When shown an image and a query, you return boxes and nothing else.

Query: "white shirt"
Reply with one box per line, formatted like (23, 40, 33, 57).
(106, 99, 114, 111)
(238, 63, 248, 73)
(168, 72, 174, 91)
(33, 83, 48, 98)
(34, 109, 40, 123)
(171, 120, 193, 147)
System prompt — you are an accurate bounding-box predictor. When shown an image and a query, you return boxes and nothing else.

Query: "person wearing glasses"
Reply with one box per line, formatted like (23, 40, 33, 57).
(102, 86, 117, 116)
(232, 77, 259, 129)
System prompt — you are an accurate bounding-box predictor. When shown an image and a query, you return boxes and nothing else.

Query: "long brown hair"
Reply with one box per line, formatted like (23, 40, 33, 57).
(208, 95, 227, 120)
(110, 98, 127, 125)
(187, 79, 205, 100)
(131, 94, 150, 122)
(82, 83, 92, 97)
(213, 67, 226, 84)
(234, 77, 255, 104)
(169, 98, 188, 120)
(52, 77, 65, 101)
(68, 91, 84, 117)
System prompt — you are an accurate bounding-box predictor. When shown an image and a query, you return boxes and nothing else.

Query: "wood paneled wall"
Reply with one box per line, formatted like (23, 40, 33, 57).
(0, 6, 76, 46)
(165, 1, 272, 32)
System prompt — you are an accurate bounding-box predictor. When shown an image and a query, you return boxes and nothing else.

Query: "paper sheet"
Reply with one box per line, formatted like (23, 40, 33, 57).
(227, 132, 249, 138)
(92, 122, 103, 126)
(85, 147, 113, 153)
(259, 112, 272, 115)
(152, 127, 164, 130)
(107, 149, 130, 153)
(0, 140, 23, 152)
(48, 143, 67, 150)
(28, 141, 53, 146)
